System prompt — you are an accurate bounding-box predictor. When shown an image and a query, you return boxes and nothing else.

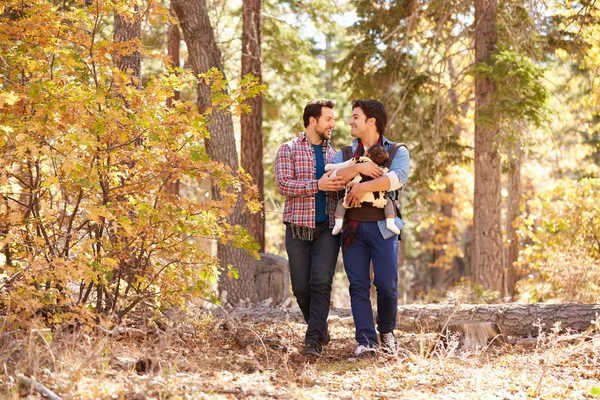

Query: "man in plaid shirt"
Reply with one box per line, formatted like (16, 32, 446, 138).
(275, 99, 345, 357)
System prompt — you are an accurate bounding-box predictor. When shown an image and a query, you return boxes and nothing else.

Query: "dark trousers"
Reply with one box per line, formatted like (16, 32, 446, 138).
(342, 221, 398, 347)
(285, 221, 339, 348)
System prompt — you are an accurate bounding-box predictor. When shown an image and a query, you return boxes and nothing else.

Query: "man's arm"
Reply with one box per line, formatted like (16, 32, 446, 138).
(345, 146, 410, 207)
(387, 145, 410, 189)
(325, 157, 372, 172)
(331, 150, 384, 184)
(275, 144, 344, 197)
(324, 158, 353, 172)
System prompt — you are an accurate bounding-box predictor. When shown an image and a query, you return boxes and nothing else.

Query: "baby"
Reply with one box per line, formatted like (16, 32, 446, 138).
(325, 144, 400, 236)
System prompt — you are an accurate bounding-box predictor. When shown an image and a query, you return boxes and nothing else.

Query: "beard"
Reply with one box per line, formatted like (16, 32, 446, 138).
(316, 127, 331, 141)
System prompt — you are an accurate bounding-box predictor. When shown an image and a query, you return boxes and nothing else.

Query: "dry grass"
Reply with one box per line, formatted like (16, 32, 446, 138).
(2, 307, 600, 399)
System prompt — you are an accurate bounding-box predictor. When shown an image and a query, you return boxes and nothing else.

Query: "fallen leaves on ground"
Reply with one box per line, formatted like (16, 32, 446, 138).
(2, 305, 600, 399)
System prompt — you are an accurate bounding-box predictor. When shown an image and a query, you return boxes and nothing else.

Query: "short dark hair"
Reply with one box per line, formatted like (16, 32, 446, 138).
(366, 144, 388, 167)
(351, 99, 387, 135)
(303, 99, 335, 128)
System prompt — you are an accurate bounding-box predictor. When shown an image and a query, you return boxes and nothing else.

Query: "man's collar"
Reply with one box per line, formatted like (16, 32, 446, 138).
(300, 131, 329, 147)
(354, 135, 391, 147)
(381, 135, 392, 145)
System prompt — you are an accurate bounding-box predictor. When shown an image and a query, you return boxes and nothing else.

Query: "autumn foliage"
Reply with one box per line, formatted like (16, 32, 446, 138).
(0, 0, 259, 326)
(518, 178, 600, 303)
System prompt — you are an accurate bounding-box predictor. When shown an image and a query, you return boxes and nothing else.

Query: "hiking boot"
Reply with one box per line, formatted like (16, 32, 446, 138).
(380, 332, 397, 354)
(354, 345, 376, 359)
(323, 331, 330, 346)
(302, 342, 321, 357)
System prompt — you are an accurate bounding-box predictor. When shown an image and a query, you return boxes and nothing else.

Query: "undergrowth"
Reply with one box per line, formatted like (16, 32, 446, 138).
(2, 308, 600, 399)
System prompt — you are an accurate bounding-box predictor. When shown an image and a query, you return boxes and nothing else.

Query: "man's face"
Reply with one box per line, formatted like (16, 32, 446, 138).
(348, 107, 369, 139)
(314, 107, 335, 140)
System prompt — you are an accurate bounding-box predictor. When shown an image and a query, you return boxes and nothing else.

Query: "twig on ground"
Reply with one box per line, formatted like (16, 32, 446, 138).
(17, 374, 62, 400)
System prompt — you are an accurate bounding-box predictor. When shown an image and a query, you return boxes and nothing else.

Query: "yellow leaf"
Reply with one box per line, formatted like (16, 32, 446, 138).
(0, 92, 19, 108)
(555, 48, 568, 59)
(8, 213, 20, 224)
(101, 258, 119, 268)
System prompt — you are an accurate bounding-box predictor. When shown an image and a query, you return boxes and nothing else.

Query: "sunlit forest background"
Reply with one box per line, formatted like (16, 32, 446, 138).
(196, 0, 599, 306)
(2, 0, 600, 319)
(191, 0, 600, 306)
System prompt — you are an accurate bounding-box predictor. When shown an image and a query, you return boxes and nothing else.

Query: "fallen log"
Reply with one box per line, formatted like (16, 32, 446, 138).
(395, 303, 600, 337)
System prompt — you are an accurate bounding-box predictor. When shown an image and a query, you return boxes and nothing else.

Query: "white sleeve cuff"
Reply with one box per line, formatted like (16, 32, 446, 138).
(385, 171, 404, 191)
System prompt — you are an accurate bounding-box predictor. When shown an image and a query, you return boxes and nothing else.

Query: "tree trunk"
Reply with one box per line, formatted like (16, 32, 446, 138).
(114, 10, 141, 88)
(106, 6, 142, 314)
(163, 3, 181, 196)
(173, 0, 258, 304)
(472, 0, 503, 295)
(395, 303, 600, 337)
(254, 253, 289, 305)
(166, 4, 181, 107)
(505, 142, 522, 298)
(241, 0, 264, 251)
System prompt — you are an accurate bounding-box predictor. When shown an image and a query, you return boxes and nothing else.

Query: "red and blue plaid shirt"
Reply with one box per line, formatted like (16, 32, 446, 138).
(275, 132, 338, 229)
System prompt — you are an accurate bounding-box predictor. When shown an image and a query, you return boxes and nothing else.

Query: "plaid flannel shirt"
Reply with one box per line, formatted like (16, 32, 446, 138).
(275, 132, 338, 228)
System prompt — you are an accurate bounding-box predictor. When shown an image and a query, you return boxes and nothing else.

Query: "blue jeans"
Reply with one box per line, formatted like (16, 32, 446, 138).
(342, 221, 398, 347)
(285, 221, 339, 348)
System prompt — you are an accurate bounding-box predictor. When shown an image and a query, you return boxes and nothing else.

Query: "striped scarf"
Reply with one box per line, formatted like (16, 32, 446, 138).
(290, 139, 329, 241)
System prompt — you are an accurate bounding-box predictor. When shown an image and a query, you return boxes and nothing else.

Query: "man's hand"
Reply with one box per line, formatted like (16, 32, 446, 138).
(318, 170, 345, 191)
(345, 181, 367, 207)
(358, 162, 384, 178)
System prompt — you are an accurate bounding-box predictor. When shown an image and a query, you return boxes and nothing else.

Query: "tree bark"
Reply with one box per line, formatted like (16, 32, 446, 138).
(254, 253, 289, 305)
(241, 0, 264, 251)
(163, 2, 181, 196)
(395, 303, 600, 337)
(173, 0, 258, 304)
(106, 6, 142, 314)
(114, 10, 141, 88)
(473, 0, 503, 295)
(166, 4, 181, 107)
(505, 142, 522, 299)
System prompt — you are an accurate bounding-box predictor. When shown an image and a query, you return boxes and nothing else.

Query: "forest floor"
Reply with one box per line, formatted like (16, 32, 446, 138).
(2, 304, 600, 400)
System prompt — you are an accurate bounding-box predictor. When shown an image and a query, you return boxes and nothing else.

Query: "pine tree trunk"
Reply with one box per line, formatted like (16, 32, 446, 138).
(395, 303, 600, 337)
(173, 0, 258, 304)
(505, 142, 522, 298)
(473, 0, 503, 295)
(241, 0, 264, 251)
